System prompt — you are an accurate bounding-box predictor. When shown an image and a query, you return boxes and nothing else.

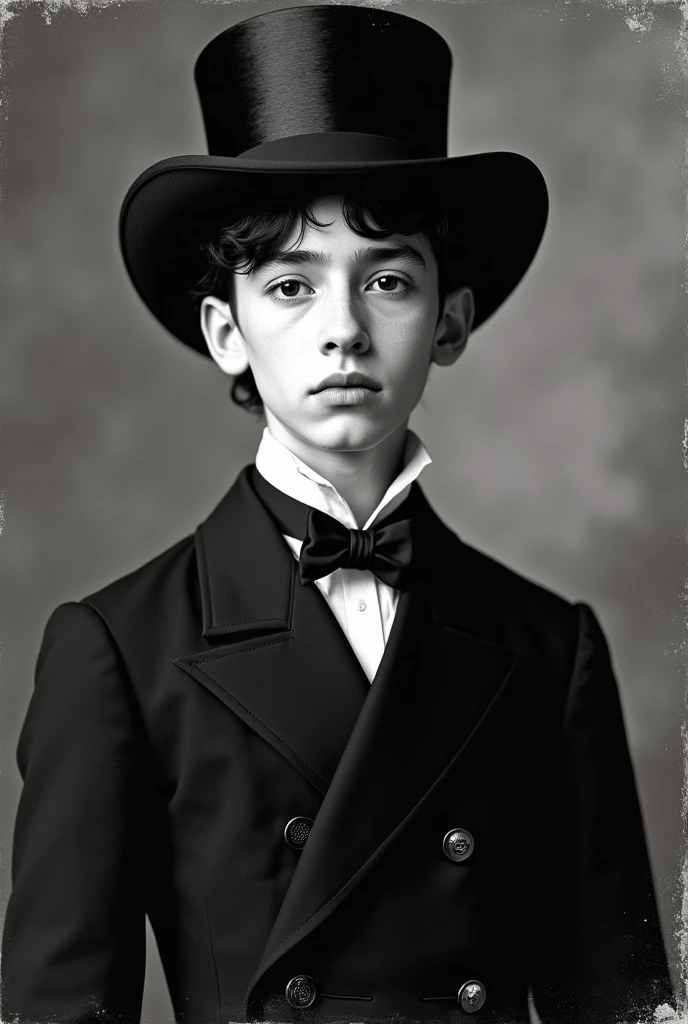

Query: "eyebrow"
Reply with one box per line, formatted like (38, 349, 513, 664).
(257, 243, 428, 273)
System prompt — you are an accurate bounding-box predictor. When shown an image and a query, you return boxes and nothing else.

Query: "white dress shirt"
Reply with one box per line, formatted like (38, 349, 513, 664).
(254, 427, 432, 684)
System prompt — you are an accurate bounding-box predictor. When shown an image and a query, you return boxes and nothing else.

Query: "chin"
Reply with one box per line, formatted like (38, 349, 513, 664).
(304, 417, 398, 453)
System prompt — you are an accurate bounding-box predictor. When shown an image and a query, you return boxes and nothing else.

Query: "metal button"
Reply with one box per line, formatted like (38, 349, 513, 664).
(284, 817, 314, 850)
(285, 974, 318, 1008)
(457, 979, 486, 1013)
(443, 828, 474, 863)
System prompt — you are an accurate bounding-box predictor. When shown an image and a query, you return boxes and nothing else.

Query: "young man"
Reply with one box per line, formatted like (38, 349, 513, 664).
(1, 6, 674, 1024)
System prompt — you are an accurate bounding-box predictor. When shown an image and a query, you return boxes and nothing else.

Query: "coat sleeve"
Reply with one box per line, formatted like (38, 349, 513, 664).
(1, 601, 147, 1024)
(529, 601, 675, 1023)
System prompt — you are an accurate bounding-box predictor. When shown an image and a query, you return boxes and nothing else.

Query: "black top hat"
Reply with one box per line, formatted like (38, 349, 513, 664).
(120, 4, 548, 356)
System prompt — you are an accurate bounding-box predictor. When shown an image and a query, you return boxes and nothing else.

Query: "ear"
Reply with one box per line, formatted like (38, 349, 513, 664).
(200, 295, 250, 376)
(430, 286, 475, 367)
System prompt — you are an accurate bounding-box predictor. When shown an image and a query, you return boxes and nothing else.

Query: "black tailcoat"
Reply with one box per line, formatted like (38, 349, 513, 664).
(1, 468, 673, 1024)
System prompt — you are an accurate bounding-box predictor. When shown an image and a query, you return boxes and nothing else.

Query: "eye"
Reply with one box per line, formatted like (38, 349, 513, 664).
(367, 274, 410, 294)
(268, 278, 314, 300)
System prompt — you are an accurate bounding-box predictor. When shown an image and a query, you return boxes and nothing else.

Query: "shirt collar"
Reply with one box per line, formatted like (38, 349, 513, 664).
(254, 425, 432, 531)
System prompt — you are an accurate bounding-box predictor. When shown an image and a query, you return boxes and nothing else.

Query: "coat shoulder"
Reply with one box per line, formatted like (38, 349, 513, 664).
(438, 524, 582, 671)
(77, 530, 199, 641)
(456, 532, 573, 612)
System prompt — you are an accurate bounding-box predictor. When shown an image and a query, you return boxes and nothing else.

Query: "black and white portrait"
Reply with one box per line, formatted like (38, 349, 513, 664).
(0, 2, 684, 1022)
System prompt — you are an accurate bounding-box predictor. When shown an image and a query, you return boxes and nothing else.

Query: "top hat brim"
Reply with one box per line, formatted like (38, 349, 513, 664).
(119, 150, 548, 357)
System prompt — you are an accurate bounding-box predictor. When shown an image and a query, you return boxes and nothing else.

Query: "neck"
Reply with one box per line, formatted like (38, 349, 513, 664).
(263, 414, 409, 526)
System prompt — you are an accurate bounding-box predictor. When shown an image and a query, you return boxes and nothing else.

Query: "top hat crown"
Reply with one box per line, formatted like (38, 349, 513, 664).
(119, 4, 549, 356)
(194, 5, 452, 163)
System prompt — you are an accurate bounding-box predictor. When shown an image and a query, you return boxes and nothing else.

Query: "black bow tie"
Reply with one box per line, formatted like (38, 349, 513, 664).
(300, 508, 412, 587)
(249, 465, 415, 589)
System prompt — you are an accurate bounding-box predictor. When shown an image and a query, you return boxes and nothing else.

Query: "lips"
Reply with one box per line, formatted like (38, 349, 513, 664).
(312, 372, 382, 393)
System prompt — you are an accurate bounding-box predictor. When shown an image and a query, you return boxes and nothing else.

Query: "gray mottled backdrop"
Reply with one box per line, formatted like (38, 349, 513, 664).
(0, 1, 685, 1019)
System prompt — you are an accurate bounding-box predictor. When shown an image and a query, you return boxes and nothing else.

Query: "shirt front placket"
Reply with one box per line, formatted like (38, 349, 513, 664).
(308, 474, 387, 684)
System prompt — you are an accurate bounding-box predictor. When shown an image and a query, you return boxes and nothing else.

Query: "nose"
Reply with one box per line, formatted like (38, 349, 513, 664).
(317, 287, 370, 355)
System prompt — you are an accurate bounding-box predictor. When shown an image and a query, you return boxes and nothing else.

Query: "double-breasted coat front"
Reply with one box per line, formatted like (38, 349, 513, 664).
(1, 466, 674, 1024)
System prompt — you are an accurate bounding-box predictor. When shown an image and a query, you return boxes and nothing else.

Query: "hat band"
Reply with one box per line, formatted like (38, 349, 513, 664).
(238, 132, 435, 163)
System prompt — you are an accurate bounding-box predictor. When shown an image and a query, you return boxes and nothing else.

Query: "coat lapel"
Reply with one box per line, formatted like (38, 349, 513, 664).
(174, 467, 370, 795)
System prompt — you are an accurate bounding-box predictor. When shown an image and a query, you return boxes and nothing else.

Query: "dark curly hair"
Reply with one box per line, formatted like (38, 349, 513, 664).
(190, 193, 452, 416)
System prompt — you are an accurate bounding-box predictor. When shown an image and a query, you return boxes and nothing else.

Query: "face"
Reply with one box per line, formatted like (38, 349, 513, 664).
(201, 195, 474, 455)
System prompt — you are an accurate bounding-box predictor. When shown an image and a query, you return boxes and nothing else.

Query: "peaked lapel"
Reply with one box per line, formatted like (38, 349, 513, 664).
(175, 467, 370, 795)
(244, 487, 525, 1012)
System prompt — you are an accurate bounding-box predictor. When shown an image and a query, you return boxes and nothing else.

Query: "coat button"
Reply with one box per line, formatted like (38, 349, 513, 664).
(285, 974, 318, 1008)
(442, 827, 474, 862)
(284, 817, 314, 850)
(457, 979, 486, 1013)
